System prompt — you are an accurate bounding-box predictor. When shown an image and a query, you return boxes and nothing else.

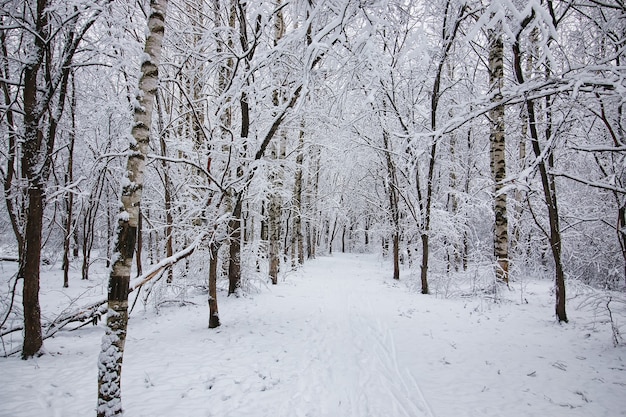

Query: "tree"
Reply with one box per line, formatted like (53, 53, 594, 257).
(1, 0, 108, 359)
(488, 19, 509, 284)
(509, 2, 568, 322)
(97, 0, 168, 414)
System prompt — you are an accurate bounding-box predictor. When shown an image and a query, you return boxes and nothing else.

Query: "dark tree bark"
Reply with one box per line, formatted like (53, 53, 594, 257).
(62, 74, 77, 288)
(17, 0, 103, 359)
(228, 199, 243, 294)
(511, 9, 567, 323)
(19, 0, 49, 360)
(208, 242, 221, 328)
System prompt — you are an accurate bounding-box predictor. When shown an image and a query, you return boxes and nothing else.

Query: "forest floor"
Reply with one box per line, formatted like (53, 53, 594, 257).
(1, 253, 625, 417)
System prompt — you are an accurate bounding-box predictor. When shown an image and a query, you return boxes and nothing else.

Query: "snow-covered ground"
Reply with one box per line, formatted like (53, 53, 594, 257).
(1, 253, 625, 417)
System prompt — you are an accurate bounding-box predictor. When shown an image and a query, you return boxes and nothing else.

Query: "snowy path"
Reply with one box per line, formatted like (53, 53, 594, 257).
(168, 254, 433, 417)
(271, 256, 432, 417)
(1, 253, 625, 417)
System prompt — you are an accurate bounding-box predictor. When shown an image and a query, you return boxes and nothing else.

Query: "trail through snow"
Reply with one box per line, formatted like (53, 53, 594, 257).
(1, 253, 625, 416)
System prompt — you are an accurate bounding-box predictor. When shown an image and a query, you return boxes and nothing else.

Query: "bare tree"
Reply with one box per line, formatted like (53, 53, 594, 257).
(511, 4, 567, 322)
(1, 0, 108, 359)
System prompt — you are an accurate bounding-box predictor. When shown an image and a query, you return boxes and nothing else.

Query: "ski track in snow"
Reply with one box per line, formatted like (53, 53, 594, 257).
(1, 253, 625, 417)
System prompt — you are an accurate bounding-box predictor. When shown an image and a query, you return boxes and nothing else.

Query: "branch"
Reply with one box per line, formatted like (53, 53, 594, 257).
(550, 170, 626, 194)
(147, 154, 226, 194)
(0, 231, 211, 356)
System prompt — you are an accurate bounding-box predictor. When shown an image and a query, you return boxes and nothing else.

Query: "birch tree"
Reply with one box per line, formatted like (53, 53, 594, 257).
(97, 0, 168, 414)
(488, 20, 509, 284)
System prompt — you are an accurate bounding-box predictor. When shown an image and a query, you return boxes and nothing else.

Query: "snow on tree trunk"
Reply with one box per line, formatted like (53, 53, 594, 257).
(97, 1, 168, 415)
(19, 0, 48, 360)
(268, 135, 285, 285)
(291, 123, 305, 268)
(268, 1, 286, 286)
(511, 12, 567, 323)
(488, 24, 509, 284)
(19, 0, 97, 358)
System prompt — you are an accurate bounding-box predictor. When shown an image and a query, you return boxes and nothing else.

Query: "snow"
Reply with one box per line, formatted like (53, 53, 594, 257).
(1, 253, 625, 417)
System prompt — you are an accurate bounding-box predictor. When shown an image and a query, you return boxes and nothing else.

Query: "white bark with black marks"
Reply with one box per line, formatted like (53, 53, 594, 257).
(97, 0, 168, 415)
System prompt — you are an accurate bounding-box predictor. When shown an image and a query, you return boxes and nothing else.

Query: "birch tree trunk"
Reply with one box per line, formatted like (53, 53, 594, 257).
(488, 24, 509, 284)
(268, 135, 285, 285)
(291, 124, 305, 268)
(97, 1, 168, 414)
(268, 1, 286, 285)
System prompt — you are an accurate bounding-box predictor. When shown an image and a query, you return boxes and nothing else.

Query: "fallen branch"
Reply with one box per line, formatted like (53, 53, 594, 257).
(1, 231, 210, 356)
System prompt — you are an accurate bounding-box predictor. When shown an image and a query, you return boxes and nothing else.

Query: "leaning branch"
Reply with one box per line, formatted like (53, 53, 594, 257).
(1, 231, 210, 357)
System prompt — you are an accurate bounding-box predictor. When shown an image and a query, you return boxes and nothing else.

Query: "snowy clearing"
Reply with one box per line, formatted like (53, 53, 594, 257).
(1, 253, 625, 417)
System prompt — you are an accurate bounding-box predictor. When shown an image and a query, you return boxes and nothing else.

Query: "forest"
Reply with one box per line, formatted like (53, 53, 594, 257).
(1, 0, 625, 415)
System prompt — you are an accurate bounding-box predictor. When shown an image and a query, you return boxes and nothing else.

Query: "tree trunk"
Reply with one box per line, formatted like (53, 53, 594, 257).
(208, 242, 221, 328)
(63, 74, 77, 288)
(0, 20, 25, 267)
(512, 24, 567, 323)
(20, 0, 49, 359)
(228, 199, 242, 294)
(419, 0, 465, 295)
(136, 205, 143, 277)
(21, 186, 44, 358)
(291, 125, 304, 267)
(420, 233, 430, 294)
(382, 126, 400, 280)
(393, 232, 400, 280)
(97, 1, 168, 414)
(268, 2, 285, 285)
(488, 25, 509, 284)
(159, 133, 174, 284)
(268, 188, 282, 285)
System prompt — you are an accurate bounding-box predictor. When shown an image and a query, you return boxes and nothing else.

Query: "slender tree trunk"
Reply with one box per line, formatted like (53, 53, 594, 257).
(81, 171, 105, 280)
(136, 205, 143, 277)
(159, 133, 174, 283)
(290, 8, 309, 268)
(488, 24, 509, 284)
(63, 74, 77, 288)
(512, 25, 567, 323)
(512, 29, 535, 255)
(392, 233, 400, 280)
(382, 126, 400, 280)
(228, 199, 242, 294)
(268, 182, 282, 284)
(105, 203, 112, 267)
(291, 125, 304, 267)
(208, 242, 220, 328)
(97, 1, 168, 414)
(0, 18, 25, 266)
(268, 2, 286, 285)
(419, 0, 465, 295)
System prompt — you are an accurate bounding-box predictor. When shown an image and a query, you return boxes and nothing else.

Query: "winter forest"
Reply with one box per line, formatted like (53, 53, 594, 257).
(1, 0, 626, 416)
